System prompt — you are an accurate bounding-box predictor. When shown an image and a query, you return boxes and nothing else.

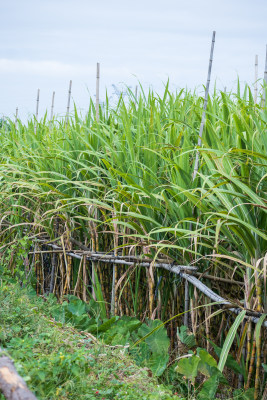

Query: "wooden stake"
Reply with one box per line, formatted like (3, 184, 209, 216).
(65, 80, 72, 128)
(34, 89, 40, 134)
(49, 91, 55, 130)
(96, 62, 100, 122)
(254, 55, 258, 103)
(15, 107, 18, 130)
(193, 31, 216, 180)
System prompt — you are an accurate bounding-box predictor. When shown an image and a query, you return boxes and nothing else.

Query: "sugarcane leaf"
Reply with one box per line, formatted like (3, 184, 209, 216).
(218, 311, 246, 372)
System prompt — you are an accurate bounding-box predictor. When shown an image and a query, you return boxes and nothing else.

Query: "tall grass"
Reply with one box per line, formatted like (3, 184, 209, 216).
(0, 81, 266, 397)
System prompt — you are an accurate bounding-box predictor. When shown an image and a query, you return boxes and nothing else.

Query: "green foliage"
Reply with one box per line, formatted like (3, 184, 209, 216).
(176, 355, 200, 383)
(50, 295, 170, 376)
(0, 282, 177, 400)
(0, 81, 266, 399)
(177, 325, 196, 349)
(175, 315, 250, 399)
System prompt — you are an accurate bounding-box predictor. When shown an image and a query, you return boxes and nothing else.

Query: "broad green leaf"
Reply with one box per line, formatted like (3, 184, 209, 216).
(177, 325, 196, 348)
(176, 355, 200, 383)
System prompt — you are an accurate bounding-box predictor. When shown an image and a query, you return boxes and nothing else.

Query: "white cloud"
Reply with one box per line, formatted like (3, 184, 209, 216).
(0, 59, 89, 77)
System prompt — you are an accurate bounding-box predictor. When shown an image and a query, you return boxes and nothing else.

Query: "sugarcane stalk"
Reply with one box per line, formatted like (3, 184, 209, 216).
(40, 252, 44, 295)
(205, 298, 211, 351)
(73, 252, 83, 297)
(111, 211, 118, 315)
(62, 233, 72, 295)
(254, 269, 263, 399)
(58, 254, 64, 298)
(35, 250, 40, 295)
(184, 280, 189, 327)
(82, 255, 87, 302)
(246, 330, 256, 390)
(147, 264, 155, 318)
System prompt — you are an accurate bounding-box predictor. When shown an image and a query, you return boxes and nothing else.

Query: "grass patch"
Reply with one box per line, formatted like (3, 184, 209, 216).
(0, 279, 178, 400)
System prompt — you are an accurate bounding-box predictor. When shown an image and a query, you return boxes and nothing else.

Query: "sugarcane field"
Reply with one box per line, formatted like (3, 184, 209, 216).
(0, 1, 266, 399)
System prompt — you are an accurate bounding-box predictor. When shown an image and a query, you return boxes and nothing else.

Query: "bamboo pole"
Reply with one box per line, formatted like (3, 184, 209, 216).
(96, 62, 100, 122)
(15, 107, 18, 130)
(254, 55, 258, 103)
(179, 272, 267, 327)
(65, 81, 72, 128)
(192, 31, 216, 180)
(187, 30, 216, 326)
(34, 89, 40, 134)
(30, 243, 267, 326)
(264, 45, 267, 106)
(49, 91, 55, 130)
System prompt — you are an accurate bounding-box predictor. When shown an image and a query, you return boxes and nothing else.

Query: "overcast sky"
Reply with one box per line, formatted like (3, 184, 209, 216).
(1, 0, 266, 121)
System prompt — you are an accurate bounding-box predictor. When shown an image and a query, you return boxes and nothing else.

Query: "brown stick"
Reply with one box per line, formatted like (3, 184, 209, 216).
(0, 350, 37, 399)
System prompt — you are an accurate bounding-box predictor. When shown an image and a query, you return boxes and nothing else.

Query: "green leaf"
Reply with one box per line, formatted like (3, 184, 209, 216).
(66, 296, 86, 316)
(148, 353, 169, 377)
(233, 388, 255, 399)
(197, 374, 220, 399)
(175, 355, 200, 383)
(177, 325, 196, 348)
(208, 339, 244, 376)
(218, 310, 246, 372)
(197, 349, 217, 377)
(98, 316, 118, 333)
(138, 320, 170, 355)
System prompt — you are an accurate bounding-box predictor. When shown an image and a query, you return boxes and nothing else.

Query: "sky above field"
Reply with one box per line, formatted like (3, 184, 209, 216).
(0, 0, 266, 121)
